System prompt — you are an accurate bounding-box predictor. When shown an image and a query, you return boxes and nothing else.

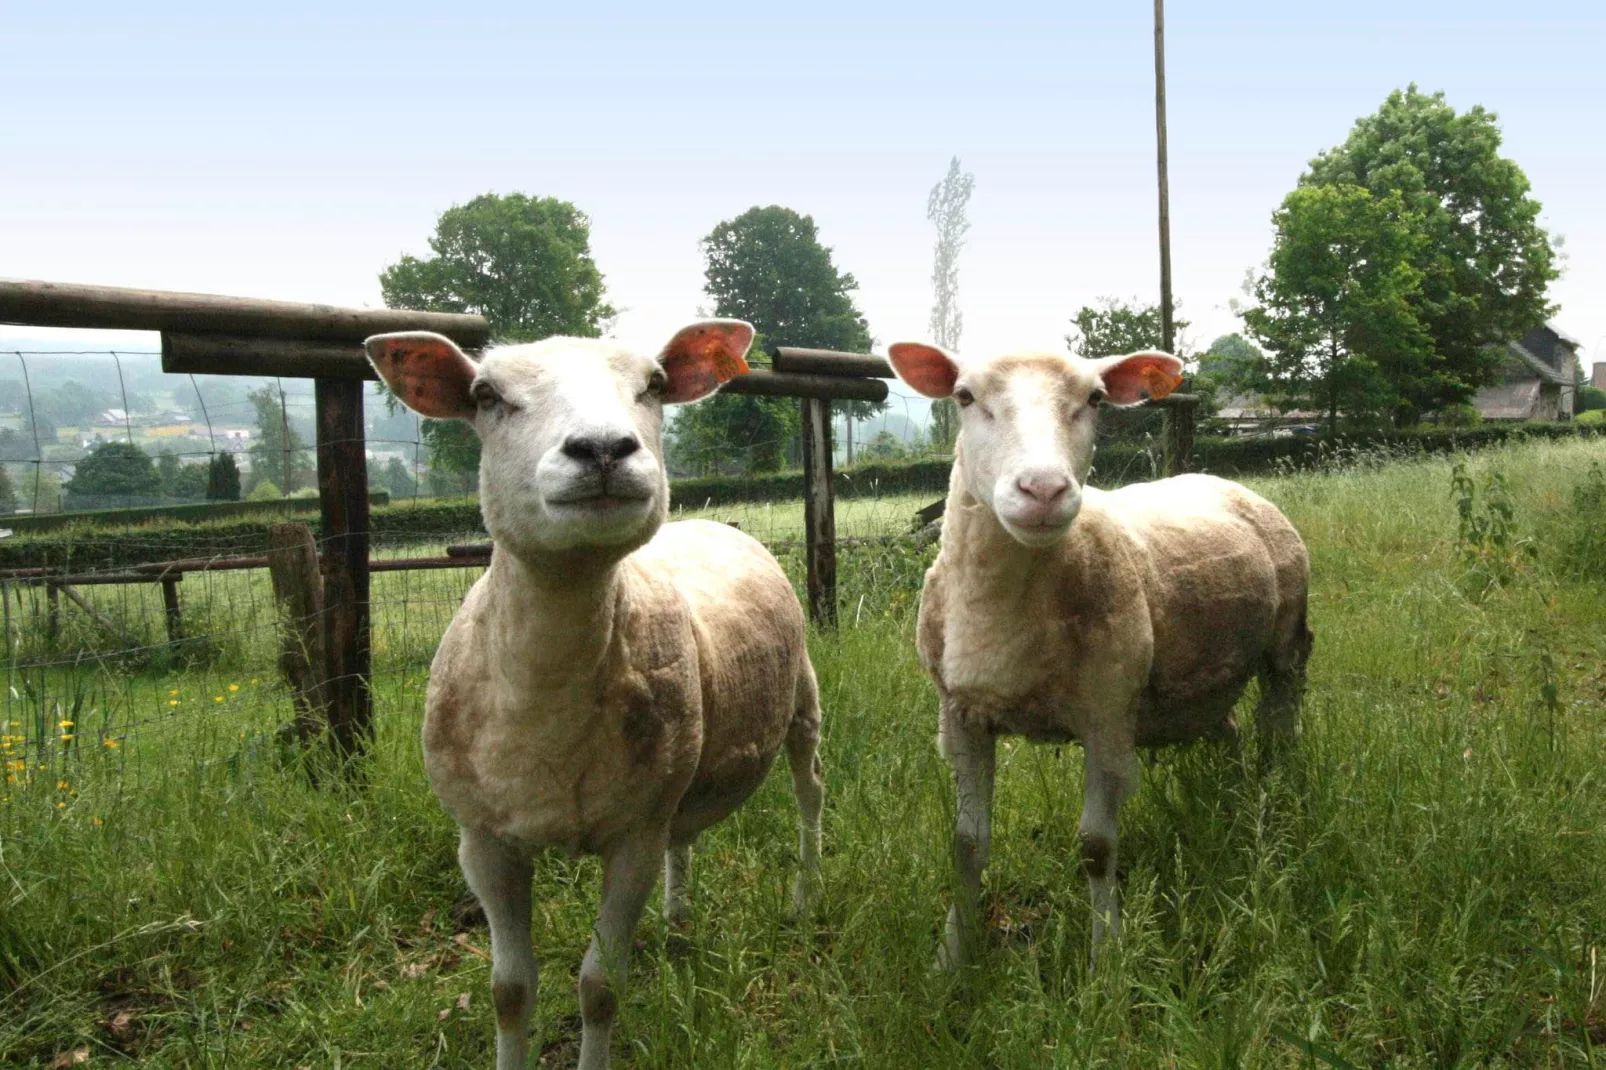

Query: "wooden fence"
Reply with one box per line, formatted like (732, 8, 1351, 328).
(0, 279, 922, 761)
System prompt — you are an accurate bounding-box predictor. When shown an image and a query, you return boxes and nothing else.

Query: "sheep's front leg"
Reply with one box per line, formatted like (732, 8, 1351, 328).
(662, 842, 692, 928)
(1079, 741, 1138, 966)
(578, 833, 664, 1070)
(457, 828, 538, 1070)
(937, 715, 995, 970)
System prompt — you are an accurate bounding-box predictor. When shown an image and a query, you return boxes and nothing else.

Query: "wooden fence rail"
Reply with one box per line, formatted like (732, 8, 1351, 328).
(2, 278, 1197, 769)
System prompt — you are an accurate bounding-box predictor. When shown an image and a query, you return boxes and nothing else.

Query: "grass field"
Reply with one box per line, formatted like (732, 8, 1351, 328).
(3, 438, 1605, 1067)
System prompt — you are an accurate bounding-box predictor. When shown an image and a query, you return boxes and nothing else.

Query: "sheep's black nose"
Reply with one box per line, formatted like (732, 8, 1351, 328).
(562, 433, 641, 467)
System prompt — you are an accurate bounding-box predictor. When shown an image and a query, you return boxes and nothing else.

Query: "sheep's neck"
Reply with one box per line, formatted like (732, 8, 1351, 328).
(484, 549, 623, 690)
(940, 449, 1067, 605)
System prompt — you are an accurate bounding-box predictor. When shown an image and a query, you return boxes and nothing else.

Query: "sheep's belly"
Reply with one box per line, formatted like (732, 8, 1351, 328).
(428, 730, 668, 856)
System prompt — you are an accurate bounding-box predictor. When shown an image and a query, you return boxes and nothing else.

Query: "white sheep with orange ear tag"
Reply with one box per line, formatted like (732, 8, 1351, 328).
(888, 340, 1311, 970)
(367, 321, 824, 1070)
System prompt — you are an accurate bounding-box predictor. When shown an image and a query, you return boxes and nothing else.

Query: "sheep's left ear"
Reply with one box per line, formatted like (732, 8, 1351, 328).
(658, 319, 753, 404)
(1093, 350, 1184, 406)
(364, 331, 479, 420)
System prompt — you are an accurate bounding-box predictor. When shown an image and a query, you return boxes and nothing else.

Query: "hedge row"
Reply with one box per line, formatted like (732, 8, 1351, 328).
(1, 492, 391, 535)
(3, 423, 1600, 572)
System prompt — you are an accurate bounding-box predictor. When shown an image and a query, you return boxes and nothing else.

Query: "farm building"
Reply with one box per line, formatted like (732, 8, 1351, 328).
(1472, 322, 1583, 421)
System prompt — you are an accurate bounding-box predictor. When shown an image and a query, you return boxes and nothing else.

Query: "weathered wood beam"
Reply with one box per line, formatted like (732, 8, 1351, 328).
(723, 369, 887, 403)
(163, 334, 378, 381)
(800, 397, 838, 628)
(316, 378, 373, 764)
(771, 348, 895, 380)
(0, 279, 490, 346)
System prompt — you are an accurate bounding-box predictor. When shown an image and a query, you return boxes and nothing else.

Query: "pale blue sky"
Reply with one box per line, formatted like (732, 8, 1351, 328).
(3, 1, 1602, 378)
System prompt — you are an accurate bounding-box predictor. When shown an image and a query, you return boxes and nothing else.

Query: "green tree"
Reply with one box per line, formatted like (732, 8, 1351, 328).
(368, 457, 418, 499)
(63, 441, 161, 507)
(1192, 334, 1267, 414)
(206, 453, 242, 501)
(927, 157, 975, 450)
(0, 464, 16, 515)
(246, 384, 314, 494)
(1302, 86, 1559, 416)
(1066, 298, 1189, 360)
(1242, 184, 1431, 432)
(156, 448, 182, 494)
(380, 192, 616, 484)
(673, 206, 878, 474)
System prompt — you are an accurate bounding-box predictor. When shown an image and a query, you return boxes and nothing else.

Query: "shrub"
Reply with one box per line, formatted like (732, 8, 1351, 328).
(1577, 386, 1606, 413)
(1438, 403, 1482, 428)
(1576, 409, 1605, 427)
(247, 481, 282, 502)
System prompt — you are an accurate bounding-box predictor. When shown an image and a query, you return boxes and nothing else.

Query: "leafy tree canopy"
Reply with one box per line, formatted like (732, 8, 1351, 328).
(1242, 184, 1431, 432)
(247, 385, 314, 494)
(379, 192, 616, 484)
(1301, 85, 1559, 414)
(64, 441, 161, 505)
(206, 453, 242, 501)
(674, 206, 877, 475)
(1067, 298, 1189, 361)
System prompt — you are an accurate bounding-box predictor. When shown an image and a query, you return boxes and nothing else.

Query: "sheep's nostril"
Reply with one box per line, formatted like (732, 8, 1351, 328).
(563, 433, 641, 467)
(1017, 475, 1069, 505)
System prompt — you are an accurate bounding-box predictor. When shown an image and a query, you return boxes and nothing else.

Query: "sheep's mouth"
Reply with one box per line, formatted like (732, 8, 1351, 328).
(547, 490, 652, 509)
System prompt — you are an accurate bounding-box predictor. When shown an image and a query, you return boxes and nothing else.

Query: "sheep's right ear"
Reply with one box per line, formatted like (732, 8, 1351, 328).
(364, 332, 479, 420)
(888, 342, 959, 399)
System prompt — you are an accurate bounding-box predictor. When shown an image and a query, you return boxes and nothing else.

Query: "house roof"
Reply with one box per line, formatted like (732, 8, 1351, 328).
(1547, 321, 1583, 349)
(1503, 340, 1573, 385)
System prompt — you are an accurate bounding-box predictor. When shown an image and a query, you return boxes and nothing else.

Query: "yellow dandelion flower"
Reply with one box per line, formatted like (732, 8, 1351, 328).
(92, 816, 103, 826)
(59, 734, 73, 742)
(228, 684, 239, 692)
(168, 689, 179, 697)
(104, 739, 120, 749)
(169, 700, 179, 707)
(5, 760, 22, 771)
(250, 678, 259, 686)
(214, 695, 224, 703)
(57, 780, 68, 790)
(56, 801, 65, 809)
(58, 720, 74, 728)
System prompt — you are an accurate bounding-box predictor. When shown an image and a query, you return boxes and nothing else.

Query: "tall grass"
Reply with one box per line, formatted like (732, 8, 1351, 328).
(2, 438, 1604, 1066)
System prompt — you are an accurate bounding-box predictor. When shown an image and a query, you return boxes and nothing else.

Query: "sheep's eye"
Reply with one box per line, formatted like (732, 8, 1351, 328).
(471, 380, 503, 409)
(644, 369, 668, 398)
(1087, 388, 1106, 408)
(954, 387, 975, 407)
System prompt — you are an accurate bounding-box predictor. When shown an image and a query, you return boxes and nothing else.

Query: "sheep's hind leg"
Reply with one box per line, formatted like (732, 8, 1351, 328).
(578, 832, 664, 1070)
(937, 713, 995, 971)
(785, 674, 825, 916)
(663, 842, 692, 928)
(457, 828, 538, 1070)
(1257, 608, 1313, 766)
(1079, 741, 1138, 967)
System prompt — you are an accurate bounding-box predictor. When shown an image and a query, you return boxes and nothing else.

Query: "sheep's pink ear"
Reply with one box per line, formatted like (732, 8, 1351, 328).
(658, 319, 753, 404)
(888, 342, 958, 399)
(1094, 350, 1184, 406)
(364, 332, 479, 420)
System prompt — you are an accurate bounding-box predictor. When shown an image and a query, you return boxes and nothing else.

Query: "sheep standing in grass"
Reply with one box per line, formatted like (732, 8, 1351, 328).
(366, 322, 824, 1070)
(887, 341, 1311, 968)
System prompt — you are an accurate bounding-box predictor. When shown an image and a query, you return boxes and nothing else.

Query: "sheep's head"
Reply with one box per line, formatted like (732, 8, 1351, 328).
(366, 321, 753, 560)
(889, 342, 1182, 548)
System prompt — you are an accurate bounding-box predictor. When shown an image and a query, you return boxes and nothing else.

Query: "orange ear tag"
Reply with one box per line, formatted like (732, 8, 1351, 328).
(703, 338, 750, 381)
(1143, 364, 1183, 400)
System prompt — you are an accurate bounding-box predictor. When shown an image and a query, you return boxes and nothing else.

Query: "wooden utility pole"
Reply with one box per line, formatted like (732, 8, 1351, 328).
(1154, 0, 1174, 356)
(1154, 0, 1195, 474)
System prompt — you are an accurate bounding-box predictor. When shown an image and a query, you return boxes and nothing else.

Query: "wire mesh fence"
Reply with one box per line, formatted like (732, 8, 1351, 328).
(0, 335, 1187, 827)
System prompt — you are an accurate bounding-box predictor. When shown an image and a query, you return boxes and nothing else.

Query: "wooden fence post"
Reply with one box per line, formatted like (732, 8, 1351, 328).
(267, 523, 326, 746)
(1163, 398, 1196, 476)
(160, 576, 183, 644)
(800, 397, 838, 628)
(315, 378, 372, 762)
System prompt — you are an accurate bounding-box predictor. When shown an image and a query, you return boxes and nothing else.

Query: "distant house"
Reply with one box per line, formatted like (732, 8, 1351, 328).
(1472, 323, 1582, 421)
(1593, 362, 1605, 391)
